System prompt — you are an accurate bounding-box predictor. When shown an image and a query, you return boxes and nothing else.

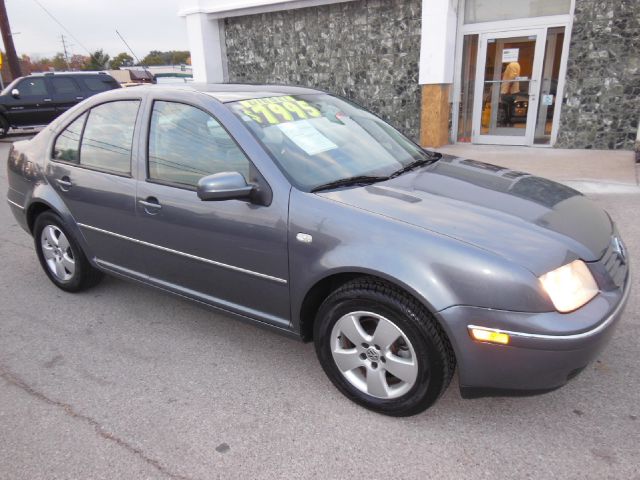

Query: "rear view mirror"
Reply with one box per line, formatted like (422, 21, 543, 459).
(10, 88, 19, 99)
(197, 172, 254, 201)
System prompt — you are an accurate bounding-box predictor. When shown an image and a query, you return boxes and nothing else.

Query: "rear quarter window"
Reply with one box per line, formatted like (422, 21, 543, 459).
(80, 76, 119, 92)
(51, 100, 140, 175)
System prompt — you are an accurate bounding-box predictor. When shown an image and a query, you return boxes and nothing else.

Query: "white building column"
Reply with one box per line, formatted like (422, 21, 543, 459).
(184, 13, 227, 83)
(418, 0, 459, 147)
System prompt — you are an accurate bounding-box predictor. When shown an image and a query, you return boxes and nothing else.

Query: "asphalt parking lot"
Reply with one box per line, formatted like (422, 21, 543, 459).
(1, 138, 639, 479)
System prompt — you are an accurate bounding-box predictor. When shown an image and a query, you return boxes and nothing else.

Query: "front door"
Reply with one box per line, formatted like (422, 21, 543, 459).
(472, 29, 546, 145)
(5, 77, 56, 126)
(134, 99, 290, 329)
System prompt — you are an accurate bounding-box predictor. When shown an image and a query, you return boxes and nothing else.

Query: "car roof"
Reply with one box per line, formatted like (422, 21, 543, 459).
(112, 83, 323, 103)
(27, 72, 113, 77)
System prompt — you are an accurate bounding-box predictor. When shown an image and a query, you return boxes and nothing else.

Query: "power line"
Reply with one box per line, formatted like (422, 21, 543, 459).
(31, 0, 92, 56)
(115, 29, 142, 66)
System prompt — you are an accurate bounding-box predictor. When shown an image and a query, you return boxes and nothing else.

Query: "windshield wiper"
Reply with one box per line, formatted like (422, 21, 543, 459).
(311, 175, 389, 193)
(389, 152, 442, 179)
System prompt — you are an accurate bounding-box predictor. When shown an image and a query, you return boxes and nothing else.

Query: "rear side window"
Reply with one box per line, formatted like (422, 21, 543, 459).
(81, 76, 118, 92)
(81, 101, 139, 174)
(52, 113, 86, 163)
(148, 101, 250, 187)
(51, 77, 81, 94)
(16, 78, 48, 96)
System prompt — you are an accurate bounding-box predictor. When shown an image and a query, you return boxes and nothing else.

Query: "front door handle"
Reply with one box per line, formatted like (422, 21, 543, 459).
(75, 96, 84, 100)
(56, 176, 72, 191)
(139, 197, 162, 214)
(43, 98, 52, 102)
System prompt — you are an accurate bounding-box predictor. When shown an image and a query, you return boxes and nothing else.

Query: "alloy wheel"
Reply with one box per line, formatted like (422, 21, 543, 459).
(330, 311, 419, 399)
(40, 225, 75, 281)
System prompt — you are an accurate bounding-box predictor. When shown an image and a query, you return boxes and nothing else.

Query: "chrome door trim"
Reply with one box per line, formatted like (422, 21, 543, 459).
(6, 199, 24, 210)
(78, 222, 288, 284)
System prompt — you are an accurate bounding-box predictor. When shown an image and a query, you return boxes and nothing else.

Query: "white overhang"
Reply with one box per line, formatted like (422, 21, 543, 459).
(178, 0, 356, 19)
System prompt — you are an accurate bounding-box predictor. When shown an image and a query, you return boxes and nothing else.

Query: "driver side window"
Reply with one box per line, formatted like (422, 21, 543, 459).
(148, 101, 250, 188)
(16, 78, 49, 96)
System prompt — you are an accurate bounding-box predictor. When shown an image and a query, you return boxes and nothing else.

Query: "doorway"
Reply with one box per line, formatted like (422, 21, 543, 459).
(456, 25, 568, 146)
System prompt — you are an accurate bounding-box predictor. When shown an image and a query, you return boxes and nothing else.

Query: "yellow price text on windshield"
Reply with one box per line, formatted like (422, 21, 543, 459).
(239, 96, 322, 125)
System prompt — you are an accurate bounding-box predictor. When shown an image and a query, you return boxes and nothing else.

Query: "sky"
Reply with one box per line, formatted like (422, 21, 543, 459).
(7, 0, 189, 60)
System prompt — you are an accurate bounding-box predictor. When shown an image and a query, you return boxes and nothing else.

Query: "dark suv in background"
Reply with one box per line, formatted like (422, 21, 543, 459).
(0, 72, 120, 138)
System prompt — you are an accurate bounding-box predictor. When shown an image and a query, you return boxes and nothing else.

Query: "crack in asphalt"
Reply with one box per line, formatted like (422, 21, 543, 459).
(0, 364, 194, 480)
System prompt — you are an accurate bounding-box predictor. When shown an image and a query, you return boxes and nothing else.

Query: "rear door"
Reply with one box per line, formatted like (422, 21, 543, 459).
(49, 76, 84, 116)
(47, 96, 149, 274)
(4, 77, 56, 126)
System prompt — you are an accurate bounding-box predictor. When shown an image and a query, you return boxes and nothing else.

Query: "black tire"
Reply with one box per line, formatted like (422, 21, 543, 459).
(0, 115, 9, 139)
(33, 211, 103, 292)
(314, 277, 455, 416)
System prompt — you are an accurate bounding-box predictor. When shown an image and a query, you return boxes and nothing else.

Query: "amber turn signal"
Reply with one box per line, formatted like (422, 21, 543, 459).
(469, 327, 510, 345)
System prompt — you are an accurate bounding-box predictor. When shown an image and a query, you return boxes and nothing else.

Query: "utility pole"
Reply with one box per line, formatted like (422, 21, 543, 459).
(60, 34, 71, 70)
(0, 0, 21, 79)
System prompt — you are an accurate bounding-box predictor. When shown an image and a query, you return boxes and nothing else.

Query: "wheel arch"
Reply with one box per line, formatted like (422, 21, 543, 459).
(26, 200, 54, 233)
(297, 269, 445, 343)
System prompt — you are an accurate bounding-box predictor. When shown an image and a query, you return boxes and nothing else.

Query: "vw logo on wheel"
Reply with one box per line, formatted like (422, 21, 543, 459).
(365, 347, 380, 362)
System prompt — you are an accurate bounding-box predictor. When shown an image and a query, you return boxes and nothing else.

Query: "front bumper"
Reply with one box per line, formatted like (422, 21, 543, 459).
(439, 269, 631, 398)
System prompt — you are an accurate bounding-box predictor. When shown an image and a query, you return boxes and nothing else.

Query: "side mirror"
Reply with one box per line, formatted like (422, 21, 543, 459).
(197, 172, 254, 201)
(11, 88, 19, 99)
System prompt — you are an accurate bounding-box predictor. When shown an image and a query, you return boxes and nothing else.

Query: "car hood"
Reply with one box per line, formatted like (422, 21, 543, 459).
(317, 155, 612, 276)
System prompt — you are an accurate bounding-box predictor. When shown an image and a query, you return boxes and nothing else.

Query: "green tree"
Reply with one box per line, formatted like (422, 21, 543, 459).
(111, 52, 133, 69)
(142, 50, 164, 66)
(51, 53, 68, 71)
(141, 50, 190, 66)
(84, 49, 110, 71)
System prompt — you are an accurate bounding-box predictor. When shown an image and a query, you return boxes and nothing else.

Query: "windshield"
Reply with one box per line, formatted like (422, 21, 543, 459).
(228, 93, 433, 191)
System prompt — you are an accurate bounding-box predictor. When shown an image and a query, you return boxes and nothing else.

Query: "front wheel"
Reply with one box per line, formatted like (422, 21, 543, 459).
(34, 211, 103, 292)
(314, 278, 455, 416)
(0, 115, 9, 139)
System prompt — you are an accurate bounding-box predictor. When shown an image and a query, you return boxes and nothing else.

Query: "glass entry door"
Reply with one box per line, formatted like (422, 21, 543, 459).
(472, 29, 546, 145)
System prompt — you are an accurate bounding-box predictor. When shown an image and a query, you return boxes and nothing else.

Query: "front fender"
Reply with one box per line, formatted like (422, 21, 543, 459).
(288, 190, 553, 333)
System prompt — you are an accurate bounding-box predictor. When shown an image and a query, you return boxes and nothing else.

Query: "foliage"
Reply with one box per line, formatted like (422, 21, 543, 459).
(141, 50, 190, 66)
(111, 52, 134, 69)
(83, 49, 111, 71)
(13, 48, 190, 76)
(19, 53, 90, 74)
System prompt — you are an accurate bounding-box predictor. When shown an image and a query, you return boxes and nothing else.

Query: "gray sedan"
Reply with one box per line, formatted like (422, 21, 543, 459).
(6, 84, 630, 416)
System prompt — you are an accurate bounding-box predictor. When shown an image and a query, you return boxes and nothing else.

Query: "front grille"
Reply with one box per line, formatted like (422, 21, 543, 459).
(595, 235, 628, 289)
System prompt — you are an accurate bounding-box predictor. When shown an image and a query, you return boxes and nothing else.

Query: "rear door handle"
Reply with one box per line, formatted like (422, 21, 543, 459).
(56, 177, 72, 191)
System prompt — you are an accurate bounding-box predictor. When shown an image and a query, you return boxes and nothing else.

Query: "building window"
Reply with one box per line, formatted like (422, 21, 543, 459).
(464, 0, 571, 24)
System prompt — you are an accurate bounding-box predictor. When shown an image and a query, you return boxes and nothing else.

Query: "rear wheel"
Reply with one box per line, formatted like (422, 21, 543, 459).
(314, 278, 455, 416)
(34, 211, 103, 292)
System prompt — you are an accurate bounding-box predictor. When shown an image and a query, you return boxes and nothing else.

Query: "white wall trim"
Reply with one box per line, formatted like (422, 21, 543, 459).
(185, 13, 227, 83)
(178, 0, 355, 18)
(419, 0, 459, 85)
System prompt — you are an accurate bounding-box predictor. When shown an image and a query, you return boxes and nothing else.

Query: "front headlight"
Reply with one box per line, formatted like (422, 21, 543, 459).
(539, 260, 598, 313)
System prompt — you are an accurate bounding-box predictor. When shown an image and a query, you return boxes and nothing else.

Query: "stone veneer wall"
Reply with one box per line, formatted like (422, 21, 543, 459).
(224, 0, 422, 141)
(556, 0, 640, 149)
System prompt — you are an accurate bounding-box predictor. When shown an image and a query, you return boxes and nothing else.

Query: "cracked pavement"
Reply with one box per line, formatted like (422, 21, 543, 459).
(1, 139, 639, 479)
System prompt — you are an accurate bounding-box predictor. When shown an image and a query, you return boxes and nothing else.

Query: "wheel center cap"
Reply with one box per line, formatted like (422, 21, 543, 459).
(365, 347, 380, 362)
